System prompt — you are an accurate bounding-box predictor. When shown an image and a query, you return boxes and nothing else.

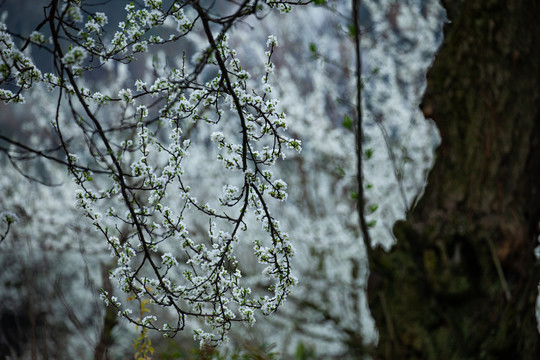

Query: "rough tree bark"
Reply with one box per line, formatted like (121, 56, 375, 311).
(367, 0, 540, 358)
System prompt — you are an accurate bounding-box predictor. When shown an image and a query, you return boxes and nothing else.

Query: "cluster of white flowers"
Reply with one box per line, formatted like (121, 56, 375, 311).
(0, 23, 42, 102)
(62, 46, 88, 73)
(0, 0, 310, 345)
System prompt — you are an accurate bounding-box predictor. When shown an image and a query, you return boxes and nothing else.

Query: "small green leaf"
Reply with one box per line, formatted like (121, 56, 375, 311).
(309, 42, 317, 53)
(348, 24, 357, 38)
(343, 115, 353, 130)
(364, 148, 374, 159)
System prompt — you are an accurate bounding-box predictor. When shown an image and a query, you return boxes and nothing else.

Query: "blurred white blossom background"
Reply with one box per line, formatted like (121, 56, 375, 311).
(0, 0, 445, 358)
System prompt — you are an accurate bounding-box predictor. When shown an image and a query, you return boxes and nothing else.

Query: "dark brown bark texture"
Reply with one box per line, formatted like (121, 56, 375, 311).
(367, 0, 540, 358)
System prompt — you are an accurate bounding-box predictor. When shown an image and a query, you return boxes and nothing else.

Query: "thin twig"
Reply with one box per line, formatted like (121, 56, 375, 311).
(353, 0, 372, 248)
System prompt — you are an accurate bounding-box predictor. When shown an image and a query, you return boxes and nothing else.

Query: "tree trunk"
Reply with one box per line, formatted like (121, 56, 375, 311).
(367, 0, 540, 358)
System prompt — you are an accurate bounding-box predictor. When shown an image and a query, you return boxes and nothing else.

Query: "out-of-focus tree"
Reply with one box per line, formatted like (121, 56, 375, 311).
(367, 0, 540, 358)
